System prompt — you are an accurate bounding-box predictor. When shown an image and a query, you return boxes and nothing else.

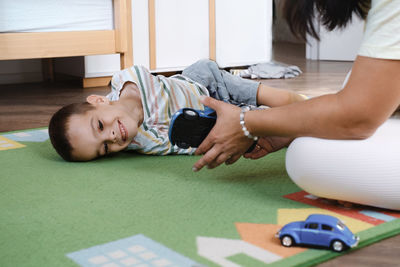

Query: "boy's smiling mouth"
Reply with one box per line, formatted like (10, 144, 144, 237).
(118, 120, 128, 142)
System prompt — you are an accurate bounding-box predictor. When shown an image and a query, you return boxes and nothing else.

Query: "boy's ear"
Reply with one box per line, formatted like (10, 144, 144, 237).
(86, 95, 109, 105)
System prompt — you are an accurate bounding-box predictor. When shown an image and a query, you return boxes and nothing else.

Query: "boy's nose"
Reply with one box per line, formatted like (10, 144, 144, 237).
(109, 130, 117, 143)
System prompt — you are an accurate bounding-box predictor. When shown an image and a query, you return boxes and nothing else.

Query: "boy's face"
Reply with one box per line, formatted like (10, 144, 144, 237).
(67, 95, 140, 161)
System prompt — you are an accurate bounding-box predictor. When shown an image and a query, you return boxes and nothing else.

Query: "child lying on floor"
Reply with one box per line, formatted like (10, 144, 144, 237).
(49, 59, 306, 161)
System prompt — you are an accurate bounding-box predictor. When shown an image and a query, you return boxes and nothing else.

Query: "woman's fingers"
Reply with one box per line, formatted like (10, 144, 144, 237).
(200, 95, 220, 110)
(193, 141, 250, 171)
(193, 147, 241, 170)
(207, 151, 237, 169)
(243, 136, 294, 160)
(244, 148, 269, 159)
(195, 133, 215, 155)
(225, 154, 241, 165)
(195, 97, 224, 156)
(192, 145, 219, 171)
(192, 97, 250, 170)
(244, 144, 269, 159)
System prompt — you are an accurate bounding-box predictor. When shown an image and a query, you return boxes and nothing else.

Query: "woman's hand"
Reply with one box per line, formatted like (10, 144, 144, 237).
(192, 96, 254, 171)
(244, 136, 293, 159)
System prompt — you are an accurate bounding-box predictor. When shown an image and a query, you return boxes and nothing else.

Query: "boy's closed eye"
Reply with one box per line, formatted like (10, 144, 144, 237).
(104, 143, 108, 154)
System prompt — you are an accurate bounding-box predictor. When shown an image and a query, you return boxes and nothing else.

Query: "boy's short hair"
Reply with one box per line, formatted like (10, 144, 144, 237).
(48, 102, 94, 161)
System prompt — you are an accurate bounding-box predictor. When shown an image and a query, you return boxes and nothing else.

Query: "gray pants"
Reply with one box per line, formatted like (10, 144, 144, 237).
(182, 59, 260, 106)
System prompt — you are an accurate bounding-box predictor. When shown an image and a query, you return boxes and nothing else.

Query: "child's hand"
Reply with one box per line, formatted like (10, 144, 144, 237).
(244, 136, 293, 160)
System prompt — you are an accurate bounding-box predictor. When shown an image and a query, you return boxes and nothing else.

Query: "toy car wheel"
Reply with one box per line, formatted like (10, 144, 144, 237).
(183, 109, 199, 120)
(331, 240, 345, 252)
(281, 235, 294, 247)
(177, 141, 189, 149)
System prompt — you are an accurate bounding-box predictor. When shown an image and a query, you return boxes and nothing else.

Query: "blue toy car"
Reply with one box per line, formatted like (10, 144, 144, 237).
(275, 214, 359, 252)
(169, 107, 256, 152)
(169, 107, 217, 149)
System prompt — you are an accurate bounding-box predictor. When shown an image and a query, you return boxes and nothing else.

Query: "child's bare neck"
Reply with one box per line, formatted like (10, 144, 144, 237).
(120, 82, 140, 99)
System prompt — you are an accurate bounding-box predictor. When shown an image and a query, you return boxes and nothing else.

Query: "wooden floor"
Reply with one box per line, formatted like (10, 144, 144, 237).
(0, 42, 399, 266)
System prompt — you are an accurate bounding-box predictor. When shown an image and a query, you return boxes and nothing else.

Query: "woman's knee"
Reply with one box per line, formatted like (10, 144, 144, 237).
(285, 137, 318, 192)
(285, 137, 366, 200)
(285, 133, 400, 210)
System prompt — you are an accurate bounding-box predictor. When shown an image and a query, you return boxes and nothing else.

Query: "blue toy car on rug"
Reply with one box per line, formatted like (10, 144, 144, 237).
(275, 214, 359, 252)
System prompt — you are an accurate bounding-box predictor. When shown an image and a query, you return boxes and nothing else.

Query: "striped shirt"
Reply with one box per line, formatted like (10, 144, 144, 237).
(107, 66, 210, 155)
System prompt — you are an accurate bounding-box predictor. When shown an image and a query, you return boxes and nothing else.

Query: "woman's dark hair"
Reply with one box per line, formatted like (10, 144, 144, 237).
(281, 0, 371, 41)
(48, 102, 94, 161)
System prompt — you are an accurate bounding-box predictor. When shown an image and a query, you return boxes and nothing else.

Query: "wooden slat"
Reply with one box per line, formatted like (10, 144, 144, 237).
(0, 31, 116, 60)
(118, 0, 133, 69)
(82, 76, 112, 88)
(209, 0, 216, 61)
(148, 0, 156, 70)
(113, 0, 128, 53)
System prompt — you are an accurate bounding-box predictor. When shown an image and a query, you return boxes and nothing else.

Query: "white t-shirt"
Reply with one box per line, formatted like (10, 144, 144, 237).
(358, 0, 400, 59)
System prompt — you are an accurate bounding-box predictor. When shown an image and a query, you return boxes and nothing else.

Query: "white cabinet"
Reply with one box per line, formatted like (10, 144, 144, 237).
(151, 0, 210, 71)
(215, 0, 272, 67)
(84, 0, 273, 81)
(131, 0, 210, 71)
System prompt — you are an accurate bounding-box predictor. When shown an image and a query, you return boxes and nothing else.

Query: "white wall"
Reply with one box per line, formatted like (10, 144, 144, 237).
(306, 14, 365, 61)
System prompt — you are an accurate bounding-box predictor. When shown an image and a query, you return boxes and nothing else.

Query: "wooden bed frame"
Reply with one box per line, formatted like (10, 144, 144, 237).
(0, 0, 133, 88)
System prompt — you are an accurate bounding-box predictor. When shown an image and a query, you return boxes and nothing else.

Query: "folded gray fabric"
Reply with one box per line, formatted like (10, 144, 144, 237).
(231, 61, 302, 79)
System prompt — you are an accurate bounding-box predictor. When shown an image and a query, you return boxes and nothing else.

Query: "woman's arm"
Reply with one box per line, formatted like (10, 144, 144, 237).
(248, 56, 400, 139)
(193, 56, 400, 171)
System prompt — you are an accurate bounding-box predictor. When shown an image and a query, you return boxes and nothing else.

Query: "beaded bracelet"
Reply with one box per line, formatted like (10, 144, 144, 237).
(239, 106, 258, 141)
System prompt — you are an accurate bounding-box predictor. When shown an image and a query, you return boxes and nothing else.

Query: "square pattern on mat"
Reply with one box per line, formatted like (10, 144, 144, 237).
(2, 128, 49, 142)
(66, 234, 202, 267)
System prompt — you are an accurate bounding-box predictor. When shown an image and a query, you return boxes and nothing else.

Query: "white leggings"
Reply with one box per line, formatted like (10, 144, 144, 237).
(286, 118, 400, 210)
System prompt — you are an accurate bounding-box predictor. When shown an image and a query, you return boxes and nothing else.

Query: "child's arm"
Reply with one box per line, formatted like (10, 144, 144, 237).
(256, 83, 307, 107)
